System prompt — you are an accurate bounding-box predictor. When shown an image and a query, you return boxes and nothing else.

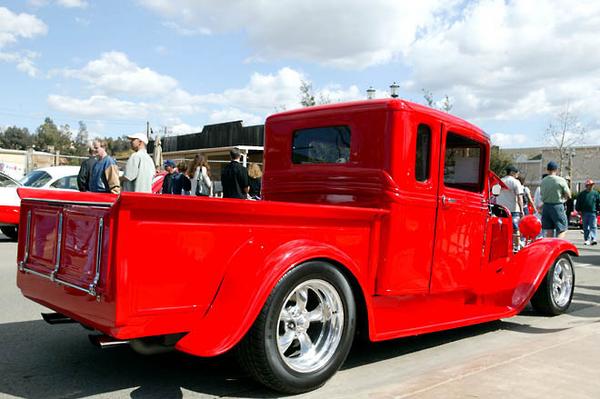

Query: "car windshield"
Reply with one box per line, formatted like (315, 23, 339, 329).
(0, 174, 19, 188)
(19, 170, 52, 187)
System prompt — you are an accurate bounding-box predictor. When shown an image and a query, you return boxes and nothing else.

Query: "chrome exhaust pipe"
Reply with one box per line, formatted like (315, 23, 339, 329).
(41, 312, 76, 324)
(89, 334, 130, 349)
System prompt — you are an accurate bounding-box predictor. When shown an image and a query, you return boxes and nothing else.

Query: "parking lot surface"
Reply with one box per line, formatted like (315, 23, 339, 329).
(0, 230, 599, 398)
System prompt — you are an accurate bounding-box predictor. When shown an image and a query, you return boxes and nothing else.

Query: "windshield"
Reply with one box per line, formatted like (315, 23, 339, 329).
(19, 170, 52, 187)
(0, 174, 19, 188)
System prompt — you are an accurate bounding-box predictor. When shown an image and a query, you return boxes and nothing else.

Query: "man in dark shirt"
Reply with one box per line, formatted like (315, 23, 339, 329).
(221, 148, 249, 199)
(77, 147, 97, 191)
(576, 179, 600, 245)
(161, 160, 176, 194)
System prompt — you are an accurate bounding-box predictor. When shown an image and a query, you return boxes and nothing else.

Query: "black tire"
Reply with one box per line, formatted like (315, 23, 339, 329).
(531, 254, 575, 315)
(237, 261, 356, 394)
(0, 226, 17, 241)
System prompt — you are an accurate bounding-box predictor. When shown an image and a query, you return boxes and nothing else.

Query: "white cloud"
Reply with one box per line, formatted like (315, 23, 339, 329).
(0, 7, 47, 48)
(491, 133, 528, 147)
(0, 50, 40, 77)
(208, 108, 263, 126)
(48, 94, 150, 118)
(56, 0, 87, 8)
(49, 53, 359, 134)
(29, 0, 88, 8)
(138, 0, 449, 69)
(406, 0, 600, 121)
(169, 122, 204, 135)
(61, 51, 178, 97)
(137, 0, 600, 127)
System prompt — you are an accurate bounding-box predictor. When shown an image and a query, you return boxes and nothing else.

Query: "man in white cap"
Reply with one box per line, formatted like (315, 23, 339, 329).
(122, 132, 155, 193)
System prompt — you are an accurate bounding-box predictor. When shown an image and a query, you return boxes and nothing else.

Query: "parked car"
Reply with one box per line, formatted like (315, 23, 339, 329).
(0, 166, 79, 239)
(0, 172, 21, 239)
(15, 99, 577, 393)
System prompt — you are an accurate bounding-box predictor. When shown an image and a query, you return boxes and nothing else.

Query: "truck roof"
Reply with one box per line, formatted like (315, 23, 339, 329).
(267, 98, 489, 140)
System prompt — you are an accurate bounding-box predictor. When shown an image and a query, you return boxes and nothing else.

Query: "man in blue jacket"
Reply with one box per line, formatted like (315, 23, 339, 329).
(576, 179, 600, 245)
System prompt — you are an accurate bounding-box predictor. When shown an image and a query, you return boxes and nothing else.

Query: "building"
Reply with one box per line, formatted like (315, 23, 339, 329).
(503, 145, 600, 193)
(147, 120, 264, 177)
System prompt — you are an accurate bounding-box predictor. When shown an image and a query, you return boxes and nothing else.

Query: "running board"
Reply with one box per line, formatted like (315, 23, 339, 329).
(41, 312, 76, 325)
(89, 334, 130, 349)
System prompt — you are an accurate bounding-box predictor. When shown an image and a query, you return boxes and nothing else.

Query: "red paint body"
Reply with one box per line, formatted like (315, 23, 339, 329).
(16, 99, 577, 358)
(0, 205, 20, 225)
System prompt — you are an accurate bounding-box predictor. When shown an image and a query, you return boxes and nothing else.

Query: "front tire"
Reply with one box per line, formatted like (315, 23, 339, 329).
(237, 261, 356, 394)
(0, 226, 17, 241)
(531, 254, 575, 315)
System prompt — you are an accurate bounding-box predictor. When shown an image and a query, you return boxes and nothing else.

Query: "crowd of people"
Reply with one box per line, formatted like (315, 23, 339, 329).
(77, 141, 263, 200)
(496, 161, 600, 246)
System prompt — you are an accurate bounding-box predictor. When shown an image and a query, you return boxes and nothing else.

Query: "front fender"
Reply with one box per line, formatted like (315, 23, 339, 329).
(175, 239, 368, 357)
(496, 238, 577, 313)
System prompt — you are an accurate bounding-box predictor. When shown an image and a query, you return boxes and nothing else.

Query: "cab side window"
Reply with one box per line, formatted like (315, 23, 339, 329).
(443, 132, 485, 192)
(415, 124, 431, 182)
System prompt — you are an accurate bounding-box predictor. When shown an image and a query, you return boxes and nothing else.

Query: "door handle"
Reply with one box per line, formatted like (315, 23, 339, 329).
(441, 195, 457, 206)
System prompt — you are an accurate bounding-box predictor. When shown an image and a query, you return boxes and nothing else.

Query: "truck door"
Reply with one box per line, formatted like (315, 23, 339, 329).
(430, 127, 488, 293)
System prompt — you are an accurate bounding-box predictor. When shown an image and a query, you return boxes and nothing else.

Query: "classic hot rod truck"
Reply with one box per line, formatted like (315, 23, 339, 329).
(16, 99, 577, 393)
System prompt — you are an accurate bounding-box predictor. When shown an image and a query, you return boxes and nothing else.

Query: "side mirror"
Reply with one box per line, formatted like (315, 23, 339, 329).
(491, 184, 502, 196)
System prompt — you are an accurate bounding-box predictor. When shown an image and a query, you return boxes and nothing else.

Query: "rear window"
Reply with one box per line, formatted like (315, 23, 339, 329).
(20, 170, 52, 187)
(292, 126, 351, 164)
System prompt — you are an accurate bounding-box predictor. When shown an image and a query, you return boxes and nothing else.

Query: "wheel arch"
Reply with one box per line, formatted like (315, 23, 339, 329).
(175, 239, 372, 357)
(507, 239, 578, 311)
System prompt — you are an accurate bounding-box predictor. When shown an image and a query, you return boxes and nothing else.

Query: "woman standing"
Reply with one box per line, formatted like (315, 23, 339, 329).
(172, 161, 192, 195)
(248, 162, 262, 200)
(189, 154, 212, 196)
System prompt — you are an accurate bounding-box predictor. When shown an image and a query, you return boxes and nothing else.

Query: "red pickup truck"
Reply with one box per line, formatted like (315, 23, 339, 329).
(16, 99, 577, 393)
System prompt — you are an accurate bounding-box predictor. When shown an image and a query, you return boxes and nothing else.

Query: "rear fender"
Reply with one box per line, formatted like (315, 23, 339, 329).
(175, 239, 368, 357)
(494, 239, 577, 312)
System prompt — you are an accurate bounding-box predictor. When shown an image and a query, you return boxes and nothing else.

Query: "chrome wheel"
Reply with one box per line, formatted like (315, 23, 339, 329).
(276, 279, 344, 373)
(552, 257, 574, 308)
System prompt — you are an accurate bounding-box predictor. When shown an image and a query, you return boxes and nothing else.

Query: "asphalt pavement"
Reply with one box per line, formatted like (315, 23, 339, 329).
(0, 229, 599, 399)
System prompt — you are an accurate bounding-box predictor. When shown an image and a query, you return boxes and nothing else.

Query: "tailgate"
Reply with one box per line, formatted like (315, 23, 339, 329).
(16, 188, 118, 330)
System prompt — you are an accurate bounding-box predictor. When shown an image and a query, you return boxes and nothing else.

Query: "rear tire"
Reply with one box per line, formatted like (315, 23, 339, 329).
(237, 261, 356, 394)
(531, 254, 575, 315)
(0, 226, 17, 241)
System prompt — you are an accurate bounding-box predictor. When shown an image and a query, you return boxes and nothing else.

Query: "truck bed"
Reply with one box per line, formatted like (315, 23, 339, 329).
(16, 188, 386, 340)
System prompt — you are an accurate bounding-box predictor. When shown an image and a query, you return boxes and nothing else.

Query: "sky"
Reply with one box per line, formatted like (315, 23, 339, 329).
(0, 0, 598, 148)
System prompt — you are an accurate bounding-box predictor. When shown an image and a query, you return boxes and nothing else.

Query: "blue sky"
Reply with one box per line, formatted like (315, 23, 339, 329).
(1, 0, 598, 148)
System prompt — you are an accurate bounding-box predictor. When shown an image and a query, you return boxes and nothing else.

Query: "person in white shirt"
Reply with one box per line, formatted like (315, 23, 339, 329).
(496, 165, 524, 248)
(122, 132, 155, 193)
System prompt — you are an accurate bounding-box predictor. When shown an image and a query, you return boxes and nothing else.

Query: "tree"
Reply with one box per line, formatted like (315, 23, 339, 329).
(300, 80, 316, 107)
(489, 145, 513, 176)
(422, 89, 454, 113)
(544, 104, 586, 175)
(422, 89, 434, 107)
(75, 121, 88, 145)
(441, 95, 453, 113)
(35, 117, 72, 152)
(74, 121, 90, 156)
(0, 126, 33, 150)
(106, 135, 131, 157)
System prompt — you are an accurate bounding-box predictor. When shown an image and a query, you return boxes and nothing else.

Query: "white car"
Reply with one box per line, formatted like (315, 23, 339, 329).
(0, 165, 80, 240)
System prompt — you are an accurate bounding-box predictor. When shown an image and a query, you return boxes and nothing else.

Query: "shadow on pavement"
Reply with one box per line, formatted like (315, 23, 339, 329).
(0, 320, 268, 399)
(576, 254, 600, 265)
(0, 317, 540, 399)
(1, 298, 598, 398)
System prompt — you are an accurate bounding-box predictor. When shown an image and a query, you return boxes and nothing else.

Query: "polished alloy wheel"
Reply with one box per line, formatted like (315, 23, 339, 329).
(551, 257, 574, 307)
(276, 279, 344, 373)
